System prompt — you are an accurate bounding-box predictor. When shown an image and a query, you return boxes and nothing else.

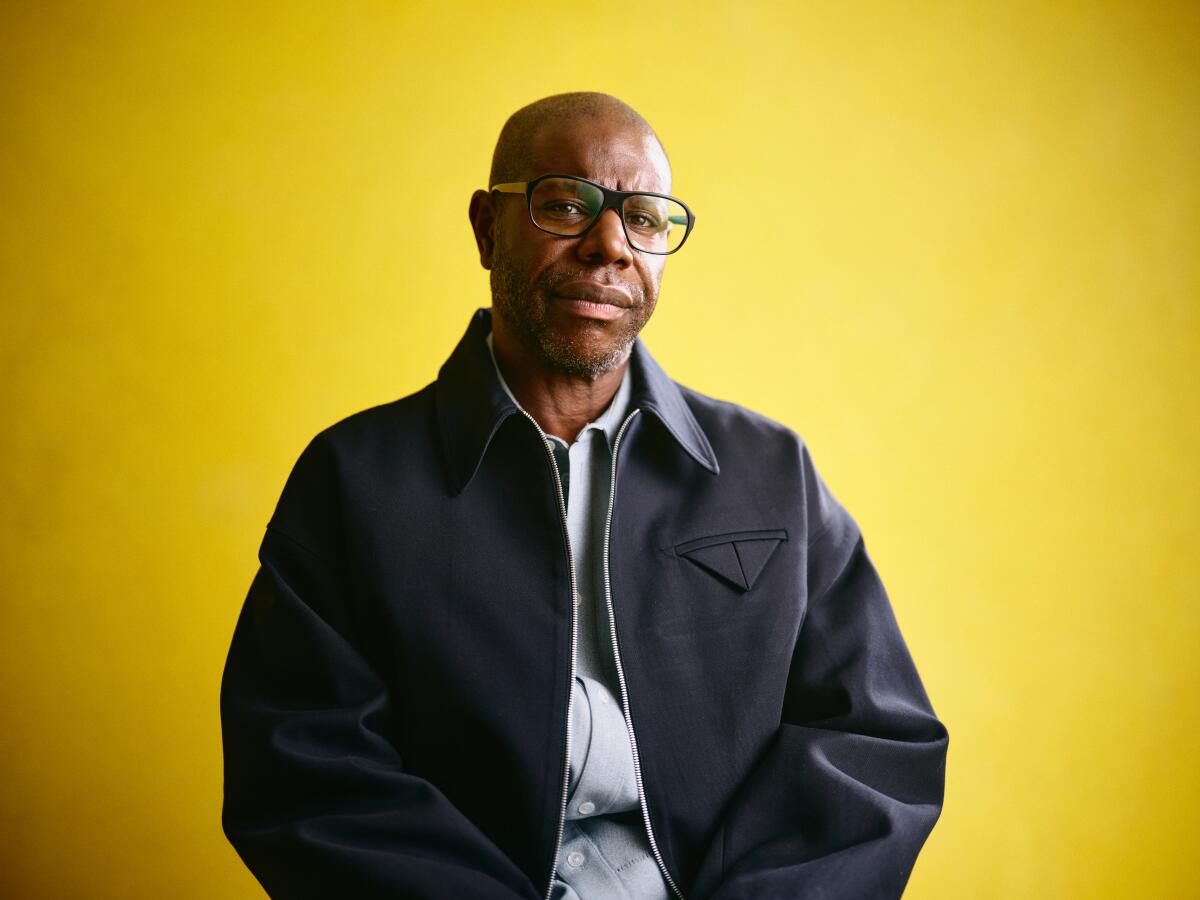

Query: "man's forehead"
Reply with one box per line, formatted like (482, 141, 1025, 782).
(525, 119, 671, 193)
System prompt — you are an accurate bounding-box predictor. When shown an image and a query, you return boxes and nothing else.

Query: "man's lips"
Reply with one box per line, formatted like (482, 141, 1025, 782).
(553, 281, 633, 307)
(551, 281, 633, 322)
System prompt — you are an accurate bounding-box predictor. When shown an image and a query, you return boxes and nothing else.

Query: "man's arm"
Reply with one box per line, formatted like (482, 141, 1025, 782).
(220, 437, 541, 900)
(698, 451, 948, 900)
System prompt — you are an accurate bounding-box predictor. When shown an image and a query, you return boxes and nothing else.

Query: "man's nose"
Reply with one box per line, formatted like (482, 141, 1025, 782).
(576, 208, 633, 267)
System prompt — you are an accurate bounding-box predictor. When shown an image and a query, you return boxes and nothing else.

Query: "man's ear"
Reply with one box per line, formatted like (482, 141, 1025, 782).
(468, 190, 497, 270)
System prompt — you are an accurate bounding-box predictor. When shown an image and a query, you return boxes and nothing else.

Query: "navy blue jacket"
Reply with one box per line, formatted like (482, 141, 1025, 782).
(220, 308, 948, 899)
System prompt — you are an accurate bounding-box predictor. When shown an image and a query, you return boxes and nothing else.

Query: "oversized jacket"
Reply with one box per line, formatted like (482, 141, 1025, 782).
(220, 307, 948, 900)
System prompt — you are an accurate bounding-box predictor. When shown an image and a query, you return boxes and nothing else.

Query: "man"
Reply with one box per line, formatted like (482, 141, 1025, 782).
(221, 92, 947, 900)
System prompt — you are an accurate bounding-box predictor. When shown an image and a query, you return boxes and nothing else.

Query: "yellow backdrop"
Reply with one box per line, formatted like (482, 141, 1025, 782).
(2, 2, 1197, 898)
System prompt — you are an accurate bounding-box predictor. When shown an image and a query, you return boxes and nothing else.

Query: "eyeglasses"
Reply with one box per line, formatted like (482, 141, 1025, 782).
(489, 173, 695, 255)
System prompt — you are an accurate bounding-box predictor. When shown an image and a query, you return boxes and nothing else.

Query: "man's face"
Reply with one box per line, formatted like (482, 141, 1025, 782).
(488, 119, 672, 379)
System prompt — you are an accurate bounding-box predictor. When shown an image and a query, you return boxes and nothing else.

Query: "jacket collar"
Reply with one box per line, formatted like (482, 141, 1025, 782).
(435, 308, 719, 495)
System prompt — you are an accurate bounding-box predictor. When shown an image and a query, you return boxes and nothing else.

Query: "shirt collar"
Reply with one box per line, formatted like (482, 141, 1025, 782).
(485, 330, 633, 449)
(435, 308, 719, 495)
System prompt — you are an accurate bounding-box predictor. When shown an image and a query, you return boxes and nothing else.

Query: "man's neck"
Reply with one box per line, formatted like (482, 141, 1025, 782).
(490, 318, 628, 444)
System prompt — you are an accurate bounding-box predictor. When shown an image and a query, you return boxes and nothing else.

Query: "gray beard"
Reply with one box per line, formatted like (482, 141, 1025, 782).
(490, 258, 648, 380)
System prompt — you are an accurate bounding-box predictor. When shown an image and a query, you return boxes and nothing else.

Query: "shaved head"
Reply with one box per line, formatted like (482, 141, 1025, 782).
(488, 92, 669, 188)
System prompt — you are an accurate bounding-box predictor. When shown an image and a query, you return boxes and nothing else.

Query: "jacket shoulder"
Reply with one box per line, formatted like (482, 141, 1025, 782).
(678, 383, 804, 450)
(310, 382, 437, 453)
(265, 383, 437, 561)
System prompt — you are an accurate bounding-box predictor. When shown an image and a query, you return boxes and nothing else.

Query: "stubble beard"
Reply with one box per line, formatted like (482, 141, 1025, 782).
(490, 250, 656, 380)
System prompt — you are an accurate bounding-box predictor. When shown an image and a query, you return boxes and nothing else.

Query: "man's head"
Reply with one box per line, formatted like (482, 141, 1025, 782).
(469, 92, 674, 380)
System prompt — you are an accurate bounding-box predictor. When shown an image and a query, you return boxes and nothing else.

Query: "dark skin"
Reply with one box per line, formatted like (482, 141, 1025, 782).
(468, 117, 672, 442)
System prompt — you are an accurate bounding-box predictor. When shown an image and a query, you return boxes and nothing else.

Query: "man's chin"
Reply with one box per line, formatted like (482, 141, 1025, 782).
(534, 330, 632, 380)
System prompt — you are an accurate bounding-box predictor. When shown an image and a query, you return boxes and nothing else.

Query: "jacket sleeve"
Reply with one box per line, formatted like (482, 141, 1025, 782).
(701, 448, 948, 900)
(220, 435, 541, 900)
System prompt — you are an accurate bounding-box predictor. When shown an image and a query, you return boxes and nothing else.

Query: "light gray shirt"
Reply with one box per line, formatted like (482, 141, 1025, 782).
(487, 332, 670, 900)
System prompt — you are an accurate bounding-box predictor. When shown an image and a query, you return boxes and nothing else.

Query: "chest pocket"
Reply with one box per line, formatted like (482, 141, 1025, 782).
(674, 528, 788, 592)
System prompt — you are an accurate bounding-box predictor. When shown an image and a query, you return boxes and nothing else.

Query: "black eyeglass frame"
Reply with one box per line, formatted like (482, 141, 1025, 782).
(489, 173, 696, 256)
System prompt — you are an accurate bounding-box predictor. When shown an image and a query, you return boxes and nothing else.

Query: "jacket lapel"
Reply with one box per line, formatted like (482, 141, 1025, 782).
(435, 309, 519, 496)
(628, 338, 720, 476)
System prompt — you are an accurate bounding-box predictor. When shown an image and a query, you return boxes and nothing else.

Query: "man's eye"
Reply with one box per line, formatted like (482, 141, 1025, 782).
(541, 201, 590, 218)
(625, 211, 665, 231)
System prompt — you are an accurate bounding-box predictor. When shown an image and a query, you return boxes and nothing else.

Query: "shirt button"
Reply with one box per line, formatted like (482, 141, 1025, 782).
(578, 801, 596, 815)
(567, 851, 586, 868)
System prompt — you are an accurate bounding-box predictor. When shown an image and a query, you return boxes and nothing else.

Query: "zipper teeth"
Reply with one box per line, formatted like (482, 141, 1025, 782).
(604, 409, 686, 900)
(518, 409, 579, 900)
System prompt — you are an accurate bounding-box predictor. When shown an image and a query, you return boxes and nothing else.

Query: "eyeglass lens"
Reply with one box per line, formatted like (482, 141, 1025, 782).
(529, 177, 689, 253)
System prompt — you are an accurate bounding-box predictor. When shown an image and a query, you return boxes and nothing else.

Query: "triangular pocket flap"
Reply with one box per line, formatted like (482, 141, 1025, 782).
(680, 540, 747, 590)
(733, 538, 783, 589)
(676, 529, 788, 593)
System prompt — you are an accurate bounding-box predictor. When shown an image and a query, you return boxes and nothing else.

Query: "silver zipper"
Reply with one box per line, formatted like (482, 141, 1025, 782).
(516, 408, 579, 900)
(604, 408, 686, 900)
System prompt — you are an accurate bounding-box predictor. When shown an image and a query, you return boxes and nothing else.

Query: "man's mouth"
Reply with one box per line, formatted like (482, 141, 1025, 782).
(553, 280, 633, 307)
(551, 281, 633, 321)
